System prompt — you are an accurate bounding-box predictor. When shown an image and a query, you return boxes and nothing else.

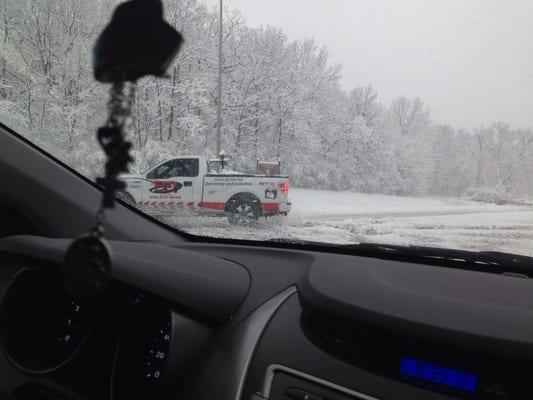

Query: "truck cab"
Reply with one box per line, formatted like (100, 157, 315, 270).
(122, 156, 206, 208)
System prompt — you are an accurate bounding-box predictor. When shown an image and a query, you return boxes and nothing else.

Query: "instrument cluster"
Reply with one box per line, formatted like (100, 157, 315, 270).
(0, 268, 90, 373)
(0, 268, 210, 400)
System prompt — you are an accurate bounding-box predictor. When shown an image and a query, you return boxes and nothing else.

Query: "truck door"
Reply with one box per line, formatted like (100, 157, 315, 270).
(145, 158, 198, 210)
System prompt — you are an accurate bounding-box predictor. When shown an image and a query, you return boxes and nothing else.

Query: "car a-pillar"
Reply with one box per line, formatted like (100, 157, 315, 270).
(225, 193, 262, 225)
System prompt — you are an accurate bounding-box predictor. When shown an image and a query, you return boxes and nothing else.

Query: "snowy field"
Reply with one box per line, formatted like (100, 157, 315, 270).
(162, 188, 533, 257)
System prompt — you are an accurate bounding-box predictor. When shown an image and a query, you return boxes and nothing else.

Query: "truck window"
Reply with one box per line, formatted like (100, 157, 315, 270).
(176, 159, 199, 177)
(147, 159, 199, 179)
(147, 160, 174, 179)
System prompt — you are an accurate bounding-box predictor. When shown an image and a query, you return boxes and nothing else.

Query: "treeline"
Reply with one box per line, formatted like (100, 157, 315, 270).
(1, 0, 532, 198)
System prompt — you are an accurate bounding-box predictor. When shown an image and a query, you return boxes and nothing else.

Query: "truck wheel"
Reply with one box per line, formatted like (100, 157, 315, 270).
(116, 190, 137, 208)
(227, 198, 259, 225)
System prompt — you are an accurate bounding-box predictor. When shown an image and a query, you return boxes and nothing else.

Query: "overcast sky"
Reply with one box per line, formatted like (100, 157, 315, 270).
(201, 0, 533, 130)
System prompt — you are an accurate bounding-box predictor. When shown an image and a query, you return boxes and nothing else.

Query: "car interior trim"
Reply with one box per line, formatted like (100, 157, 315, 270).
(261, 364, 380, 400)
(234, 286, 297, 400)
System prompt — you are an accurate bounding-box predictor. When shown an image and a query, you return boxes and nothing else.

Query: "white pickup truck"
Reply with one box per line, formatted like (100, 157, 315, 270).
(119, 156, 291, 224)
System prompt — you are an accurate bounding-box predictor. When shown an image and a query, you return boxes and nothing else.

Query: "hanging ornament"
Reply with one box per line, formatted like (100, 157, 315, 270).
(64, 0, 183, 298)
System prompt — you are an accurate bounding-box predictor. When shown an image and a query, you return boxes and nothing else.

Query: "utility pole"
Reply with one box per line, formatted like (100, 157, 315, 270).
(215, 0, 223, 157)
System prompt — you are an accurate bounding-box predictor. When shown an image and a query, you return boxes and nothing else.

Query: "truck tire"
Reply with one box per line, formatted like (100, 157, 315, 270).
(226, 196, 260, 225)
(116, 190, 137, 208)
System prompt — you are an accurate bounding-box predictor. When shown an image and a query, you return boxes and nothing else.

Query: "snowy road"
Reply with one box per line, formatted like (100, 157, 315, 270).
(162, 188, 533, 257)
(305, 208, 527, 221)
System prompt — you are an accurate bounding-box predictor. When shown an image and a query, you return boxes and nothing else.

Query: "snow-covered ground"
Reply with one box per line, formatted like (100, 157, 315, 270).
(162, 188, 533, 257)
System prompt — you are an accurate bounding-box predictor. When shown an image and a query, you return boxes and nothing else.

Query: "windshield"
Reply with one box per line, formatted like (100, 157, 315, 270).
(1, 0, 532, 256)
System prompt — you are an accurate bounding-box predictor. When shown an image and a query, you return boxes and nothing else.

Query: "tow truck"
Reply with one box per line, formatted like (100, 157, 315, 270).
(119, 156, 291, 224)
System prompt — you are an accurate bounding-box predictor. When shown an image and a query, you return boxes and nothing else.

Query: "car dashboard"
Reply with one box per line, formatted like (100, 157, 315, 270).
(0, 235, 532, 400)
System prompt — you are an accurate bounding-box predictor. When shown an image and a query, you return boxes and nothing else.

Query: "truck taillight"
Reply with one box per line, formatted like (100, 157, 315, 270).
(279, 182, 289, 196)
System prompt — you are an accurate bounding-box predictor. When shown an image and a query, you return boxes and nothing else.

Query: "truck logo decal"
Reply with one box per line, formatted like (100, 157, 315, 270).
(149, 180, 182, 194)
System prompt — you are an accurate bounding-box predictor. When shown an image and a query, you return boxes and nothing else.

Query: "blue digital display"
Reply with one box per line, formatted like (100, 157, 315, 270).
(400, 357, 477, 393)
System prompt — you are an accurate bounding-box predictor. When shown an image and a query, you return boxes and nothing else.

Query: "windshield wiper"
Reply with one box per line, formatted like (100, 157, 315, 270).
(266, 239, 533, 277)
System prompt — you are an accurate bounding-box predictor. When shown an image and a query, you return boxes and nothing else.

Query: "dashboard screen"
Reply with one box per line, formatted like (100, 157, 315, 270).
(400, 357, 477, 393)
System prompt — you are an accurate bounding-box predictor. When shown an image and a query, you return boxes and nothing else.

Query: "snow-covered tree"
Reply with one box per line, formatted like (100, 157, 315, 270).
(0, 0, 531, 199)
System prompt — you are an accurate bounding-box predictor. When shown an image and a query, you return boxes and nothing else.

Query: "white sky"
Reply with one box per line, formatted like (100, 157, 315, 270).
(201, 0, 533, 130)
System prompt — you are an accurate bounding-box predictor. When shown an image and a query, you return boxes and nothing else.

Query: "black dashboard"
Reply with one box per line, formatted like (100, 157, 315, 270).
(0, 236, 532, 400)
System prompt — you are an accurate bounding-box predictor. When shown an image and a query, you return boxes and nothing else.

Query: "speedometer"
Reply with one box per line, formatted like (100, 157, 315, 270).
(112, 299, 173, 400)
(144, 319, 171, 381)
(112, 297, 211, 400)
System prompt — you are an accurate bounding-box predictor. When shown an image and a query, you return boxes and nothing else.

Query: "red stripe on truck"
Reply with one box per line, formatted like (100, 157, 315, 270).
(262, 203, 279, 213)
(198, 202, 226, 210)
(198, 201, 279, 213)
